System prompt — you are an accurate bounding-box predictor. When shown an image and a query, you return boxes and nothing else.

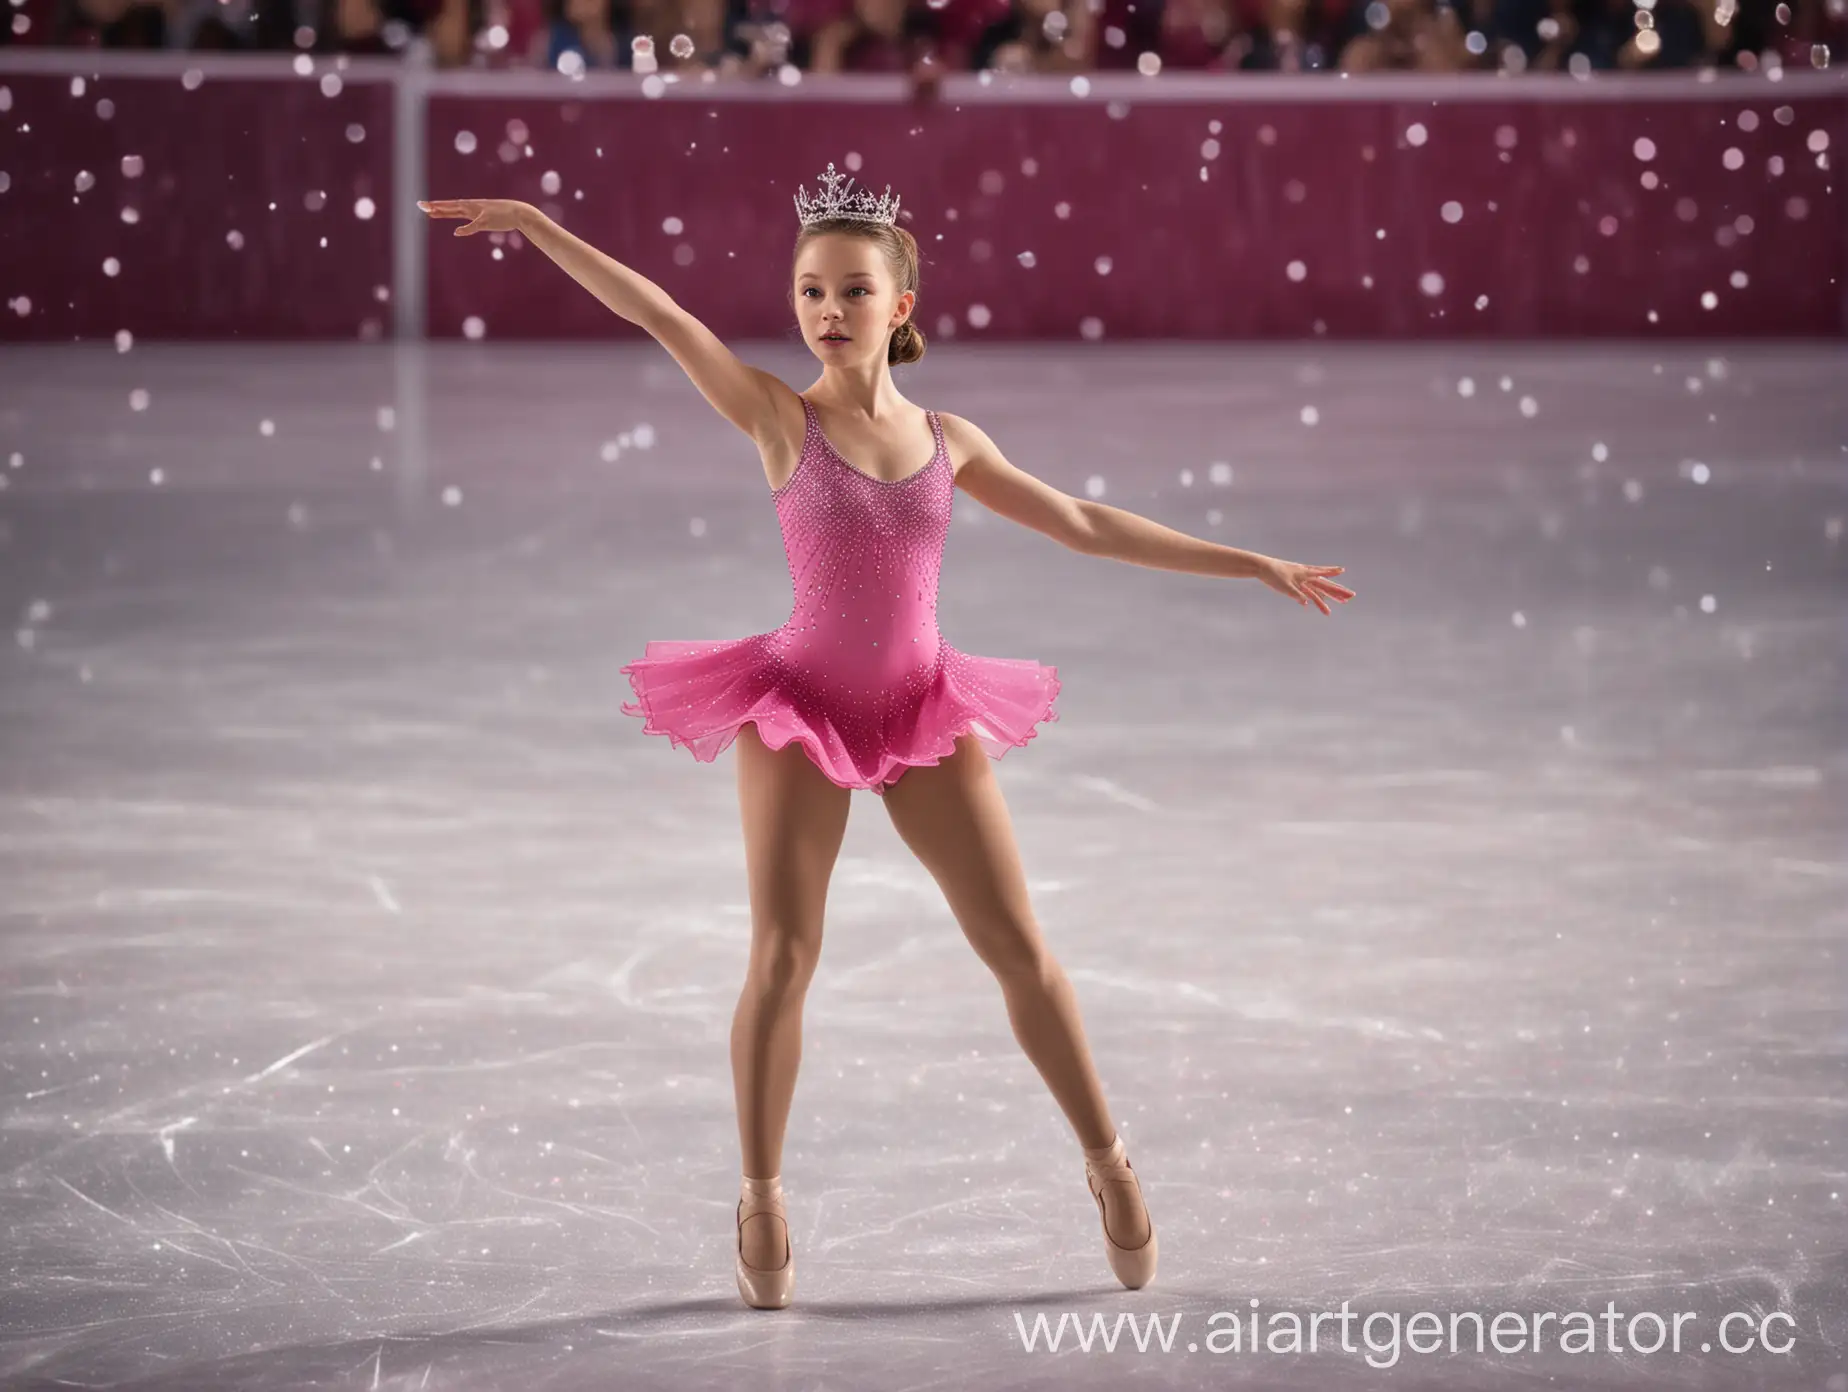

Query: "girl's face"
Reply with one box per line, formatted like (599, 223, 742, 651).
(793, 235, 913, 364)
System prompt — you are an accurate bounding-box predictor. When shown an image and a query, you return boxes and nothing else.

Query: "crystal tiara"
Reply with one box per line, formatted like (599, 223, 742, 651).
(794, 162, 902, 229)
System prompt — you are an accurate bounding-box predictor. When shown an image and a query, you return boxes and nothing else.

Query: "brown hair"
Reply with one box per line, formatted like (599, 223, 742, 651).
(790, 218, 928, 367)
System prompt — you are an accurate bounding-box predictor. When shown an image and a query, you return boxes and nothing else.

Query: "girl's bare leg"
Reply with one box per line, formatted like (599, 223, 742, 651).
(878, 735, 1151, 1250)
(731, 721, 852, 1270)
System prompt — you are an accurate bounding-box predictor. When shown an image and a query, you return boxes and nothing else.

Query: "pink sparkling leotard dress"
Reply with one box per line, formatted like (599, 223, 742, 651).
(620, 395, 1061, 796)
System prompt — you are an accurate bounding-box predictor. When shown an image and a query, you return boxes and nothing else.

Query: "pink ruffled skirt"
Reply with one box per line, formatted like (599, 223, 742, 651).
(620, 635, 1060, 795)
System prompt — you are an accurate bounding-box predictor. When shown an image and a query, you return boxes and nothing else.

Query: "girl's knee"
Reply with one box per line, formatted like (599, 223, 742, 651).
(971, 920, 1053, 984)
(748, 929, 822, 990)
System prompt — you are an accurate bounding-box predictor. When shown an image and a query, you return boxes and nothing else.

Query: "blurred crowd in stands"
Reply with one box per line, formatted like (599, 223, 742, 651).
(7, 0, 1840, 79)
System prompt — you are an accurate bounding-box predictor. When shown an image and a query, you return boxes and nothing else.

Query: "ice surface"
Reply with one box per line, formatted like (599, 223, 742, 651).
(0, 341, 1843, 1389)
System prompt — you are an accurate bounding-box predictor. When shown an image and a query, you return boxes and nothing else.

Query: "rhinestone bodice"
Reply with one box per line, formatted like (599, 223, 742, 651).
(764, 396, 952, 712)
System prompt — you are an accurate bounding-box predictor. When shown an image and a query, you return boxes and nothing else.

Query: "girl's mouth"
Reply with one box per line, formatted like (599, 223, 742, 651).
(821, 333, 850, 342)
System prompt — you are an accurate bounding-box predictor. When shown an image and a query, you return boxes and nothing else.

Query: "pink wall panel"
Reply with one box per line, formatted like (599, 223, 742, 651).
(423, 89, 1845, 341)
(3, 62, 1842, 342)
(0, 68, 396, 341)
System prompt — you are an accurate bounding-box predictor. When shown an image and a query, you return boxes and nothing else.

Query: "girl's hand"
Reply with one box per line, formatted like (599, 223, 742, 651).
(416, 198, 532, 236)
(1256, 556, 1354, 615)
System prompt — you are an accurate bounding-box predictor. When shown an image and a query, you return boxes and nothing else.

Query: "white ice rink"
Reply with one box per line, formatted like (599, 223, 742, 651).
(1, 340, 1844, 1389)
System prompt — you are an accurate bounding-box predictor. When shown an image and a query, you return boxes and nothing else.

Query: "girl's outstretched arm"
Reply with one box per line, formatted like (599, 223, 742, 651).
(941, 411, 1355, 616)
(1085, 503, 1353, 614)
(417, 198, 783, 445)
(418, 199, 678, 326)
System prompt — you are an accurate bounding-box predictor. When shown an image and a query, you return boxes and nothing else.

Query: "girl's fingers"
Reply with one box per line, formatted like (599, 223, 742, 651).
(1296, 578, 1345, 613)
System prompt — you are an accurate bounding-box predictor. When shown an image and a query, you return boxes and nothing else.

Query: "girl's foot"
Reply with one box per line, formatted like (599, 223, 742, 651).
(1082, 1134, 1157, 1289)
(735, 1174, 794, 1309)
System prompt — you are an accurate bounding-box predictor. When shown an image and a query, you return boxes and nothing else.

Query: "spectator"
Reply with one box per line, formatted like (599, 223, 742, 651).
(34, 0, 1813, 65)
(82, 0, 251, 47)
(186, 6, 250, 45)
(1339, 0, 1467, 67)
(332, 0, 396, 52)
(477, 0, 547, 64)
(57, 0, 275, 48)
(657, 0, 768, 73)
(427, 0, 486, 62)
(1695, 0, 1838, 66)
(1698, 0, 1766, 62)
(721, 4, 799, 69)
(1091, 0, 1161, 66)
(1156, 0, 1239, 67)
(1234, 0, 1340, 67)
(1565, 0, 1704, 65)
(972, 0, 1093, 70)
(765, 0, 834, 65)
(531, 0, 627, 66)
(1491, 0, 1579, 66)
(1615, 0, 1708, 65)
(927, 0, 1010, 66)
(809, 0, 941, 69)
(58, 0, 167, 45)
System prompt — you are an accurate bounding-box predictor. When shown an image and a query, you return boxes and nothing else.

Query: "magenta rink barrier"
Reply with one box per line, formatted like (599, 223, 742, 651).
(425, 77, 1847, 341)
(1, 58, 1843, 342)
(0, 58, 397, 341)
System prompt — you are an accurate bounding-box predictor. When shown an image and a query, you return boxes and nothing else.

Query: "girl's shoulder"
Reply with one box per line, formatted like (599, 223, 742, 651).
(933, 407, 974, 444)
(932, 409, 983, 482)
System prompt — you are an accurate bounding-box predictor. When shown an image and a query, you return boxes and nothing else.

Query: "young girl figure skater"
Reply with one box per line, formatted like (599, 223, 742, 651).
(418, 165, 1352, 1311)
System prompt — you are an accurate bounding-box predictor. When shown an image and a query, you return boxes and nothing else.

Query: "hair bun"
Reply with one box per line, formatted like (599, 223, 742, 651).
(888, 318, 927, 366)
